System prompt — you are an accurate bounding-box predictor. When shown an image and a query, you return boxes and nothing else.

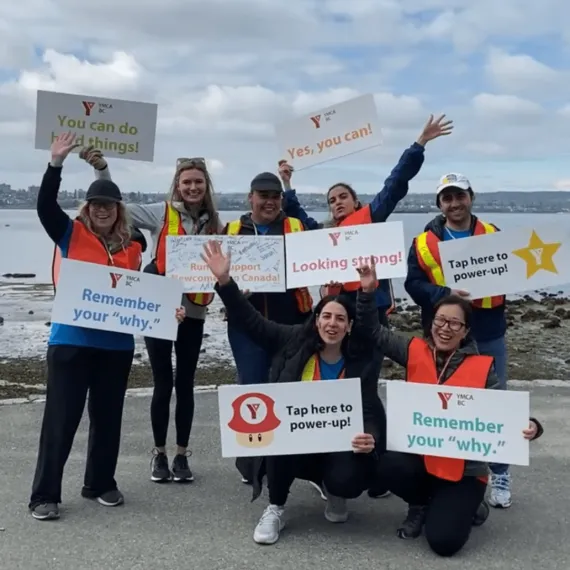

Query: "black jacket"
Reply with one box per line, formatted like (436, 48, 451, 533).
(221, 211, 310, 326)
(214, 278, 386, 500)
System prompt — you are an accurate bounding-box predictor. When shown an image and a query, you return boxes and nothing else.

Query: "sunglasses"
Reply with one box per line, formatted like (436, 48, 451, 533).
(177, 157, 206, 168)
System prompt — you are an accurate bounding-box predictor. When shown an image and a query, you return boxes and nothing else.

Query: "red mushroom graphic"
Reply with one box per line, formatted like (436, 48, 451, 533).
(228, 392, 281, 448)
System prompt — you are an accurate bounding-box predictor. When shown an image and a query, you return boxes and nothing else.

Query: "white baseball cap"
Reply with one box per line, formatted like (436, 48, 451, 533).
(436, 173, 472, 195)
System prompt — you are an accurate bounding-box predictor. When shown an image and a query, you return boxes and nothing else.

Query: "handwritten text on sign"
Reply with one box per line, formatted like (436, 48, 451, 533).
(284, 222, 406, 289)
(386, 382, 530, 465)
(218, 378, 364, 458)
(166, 235, 286, 293)
(35, 90, 158, 162)
(50, 259, 183, 340)
(439, 222, 570, 299)
(274, 94, 383, 170)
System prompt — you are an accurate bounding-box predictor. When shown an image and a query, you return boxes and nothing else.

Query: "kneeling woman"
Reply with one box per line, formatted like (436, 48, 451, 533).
(201, 241, 385, 545)
(373, 293, 543, 557)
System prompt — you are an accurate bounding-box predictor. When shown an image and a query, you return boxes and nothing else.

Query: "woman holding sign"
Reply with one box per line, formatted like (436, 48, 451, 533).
(80, 149, 223, 485)
(369, 287, 543, 557)
(29, 132, 186, 522)
(201, 240, 386, 546)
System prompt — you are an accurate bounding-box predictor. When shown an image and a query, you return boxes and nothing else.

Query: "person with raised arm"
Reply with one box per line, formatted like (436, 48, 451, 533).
(29, 132, 185, 521)
(201, 239, 386, 545)
(80, 148, 223, 485)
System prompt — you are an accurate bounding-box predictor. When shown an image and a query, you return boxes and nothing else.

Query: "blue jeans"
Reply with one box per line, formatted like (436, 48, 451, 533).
(227, 325, 271, 385)
(476, 335, 509, 476)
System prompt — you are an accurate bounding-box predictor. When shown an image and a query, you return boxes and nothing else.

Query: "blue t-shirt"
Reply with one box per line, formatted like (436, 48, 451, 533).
(254, 224, 270, 235)
(319, 357, 345, 380)
(49, 220, 135, 352)
(443, 227, 471, 241)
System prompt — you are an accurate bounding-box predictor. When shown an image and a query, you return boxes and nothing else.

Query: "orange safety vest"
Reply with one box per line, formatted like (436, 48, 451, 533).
(301, 354, 346, 381)
(226, 216, 313, 314)
(415, 220, 505, 309)
(406, 337, 492, 483)
(52, 219, 143, 289)
(331, 205, 395, 315)
(155, 202, 215, 307)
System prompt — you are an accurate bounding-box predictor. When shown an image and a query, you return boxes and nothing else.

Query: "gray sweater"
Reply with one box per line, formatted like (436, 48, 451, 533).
(94, 166, 224, 320)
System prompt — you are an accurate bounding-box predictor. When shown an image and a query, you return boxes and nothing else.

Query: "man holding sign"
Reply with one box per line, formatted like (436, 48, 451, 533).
(404, 173, 512, 509)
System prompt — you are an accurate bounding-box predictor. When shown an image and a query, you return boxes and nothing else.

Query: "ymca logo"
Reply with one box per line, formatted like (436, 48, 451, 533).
(109, 272, 123, 288)
(310, 115, 321, 129)
(246, 402, 260, 419)
(328, 232, 341, 246)
(437, 392, 453, 410)
(82, 101, 96, 116)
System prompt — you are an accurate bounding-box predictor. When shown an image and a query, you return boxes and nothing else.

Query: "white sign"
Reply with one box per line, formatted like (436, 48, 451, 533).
(218, 378, 364, 458)
(51, 259, 184, 340)
(386, 382, 530, 466)
(439, 223, 570, 299)
(166, 235, 286, 293)
(285, 222, 406, 289)
(35, 90, 158, 162)
(274, 94, 382, 170)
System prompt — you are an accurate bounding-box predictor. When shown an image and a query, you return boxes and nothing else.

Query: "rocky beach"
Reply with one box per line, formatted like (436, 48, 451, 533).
(1, 281, 569, 401)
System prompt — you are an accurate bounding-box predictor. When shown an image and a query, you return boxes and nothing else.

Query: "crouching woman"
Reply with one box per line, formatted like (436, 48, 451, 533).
(372, 291, 543, 557)
(201, 240, 386, 545)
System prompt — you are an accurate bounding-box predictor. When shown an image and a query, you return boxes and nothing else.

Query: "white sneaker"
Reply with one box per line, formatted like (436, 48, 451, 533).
(488, 473, 512, 508)
(253, 505, 285, 544)
(323, 486, 348, 523)
(308, 480, 327, 500)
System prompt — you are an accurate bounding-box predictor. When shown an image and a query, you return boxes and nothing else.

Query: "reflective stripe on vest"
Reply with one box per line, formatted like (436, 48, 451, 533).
(226, 216, 313, 314)
(156, 202, 214, 307)
(51, 219, 143, 291)
(415, 221, 505, 309)
(301, 354, 345, 381)
(406, 337, 492, 483)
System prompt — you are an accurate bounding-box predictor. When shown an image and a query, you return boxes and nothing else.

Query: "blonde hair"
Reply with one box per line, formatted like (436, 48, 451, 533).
(79, 201, 132, 249)
(169, 159, 220, 234)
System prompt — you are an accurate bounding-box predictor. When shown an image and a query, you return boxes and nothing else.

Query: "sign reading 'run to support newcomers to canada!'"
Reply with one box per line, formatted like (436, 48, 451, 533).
(438, 222, 570, 298)
(35, 90, 158, 162)
(386, 382, 530, 465)
(274, 94, 383, 170)
(284, 222, 407, 289)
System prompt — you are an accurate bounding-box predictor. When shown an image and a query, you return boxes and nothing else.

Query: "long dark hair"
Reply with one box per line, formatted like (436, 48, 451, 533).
(324, 182, 363, 227)
(425, 295, 473, 345)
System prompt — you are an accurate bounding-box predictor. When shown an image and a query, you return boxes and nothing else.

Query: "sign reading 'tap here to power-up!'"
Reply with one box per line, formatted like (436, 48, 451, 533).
(274, 94, 383, 170)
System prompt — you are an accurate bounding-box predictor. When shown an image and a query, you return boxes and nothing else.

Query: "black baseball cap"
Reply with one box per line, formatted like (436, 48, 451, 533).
(250, 172, 283, 193)
(86, 179, 122, 203)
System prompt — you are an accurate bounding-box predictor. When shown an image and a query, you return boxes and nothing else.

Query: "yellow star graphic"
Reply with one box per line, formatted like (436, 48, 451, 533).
(511, 230, 562, 279)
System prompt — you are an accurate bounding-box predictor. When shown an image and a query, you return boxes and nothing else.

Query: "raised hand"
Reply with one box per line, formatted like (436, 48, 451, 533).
(417, 114, 454, 146)
(79, 145, 108, 171)
(51, 132, 82, 164)
(356, 260, 378, 293)
(278, 159, 294, 187)
(201, 240, 231, 285)
(351, 433, 375, 454)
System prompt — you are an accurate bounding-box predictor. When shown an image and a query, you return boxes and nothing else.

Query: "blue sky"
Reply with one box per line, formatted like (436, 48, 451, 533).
(0, 0, 569, 195)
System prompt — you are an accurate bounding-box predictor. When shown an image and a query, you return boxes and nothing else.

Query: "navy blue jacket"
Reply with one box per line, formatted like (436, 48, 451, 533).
(282, 142, 426, 315)
(404, 214, 507, 343)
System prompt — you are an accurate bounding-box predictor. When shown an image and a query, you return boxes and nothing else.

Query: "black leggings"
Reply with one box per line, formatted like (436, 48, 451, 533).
(145, 316, 204, 448)
(29, 345, 133, 508)
(267, 451, 374, 506)
(380, 452, 487, 557)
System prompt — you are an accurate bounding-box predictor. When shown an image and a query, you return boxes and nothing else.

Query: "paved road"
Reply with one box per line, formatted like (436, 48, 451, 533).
(1, 384, 568, 570)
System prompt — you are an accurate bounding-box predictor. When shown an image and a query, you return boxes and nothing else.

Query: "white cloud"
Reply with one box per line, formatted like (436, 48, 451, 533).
(471, 93, 544, 121)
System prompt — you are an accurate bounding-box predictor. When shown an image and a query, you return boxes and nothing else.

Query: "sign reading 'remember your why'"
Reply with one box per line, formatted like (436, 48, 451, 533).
(386, 382, 530, 466)
(284, 222, 407, 289)
(51, 259, 184, 340)
(35, 90, 158, 162)
(274, 94, 383, 170)
(439, 222, 570, 299)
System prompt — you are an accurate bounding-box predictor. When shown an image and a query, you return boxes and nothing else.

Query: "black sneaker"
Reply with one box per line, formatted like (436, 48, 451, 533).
(151, 449, 172, 482)
(172, 452, 194, 482)
(397, 505, 427, 539)
(31, 502, 60, 521)
(97, 489, 124, 507)
(473, 500, 490, 526)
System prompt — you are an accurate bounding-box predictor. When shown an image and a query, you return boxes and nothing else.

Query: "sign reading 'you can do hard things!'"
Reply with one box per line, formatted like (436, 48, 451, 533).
(274, 94, 383, 170)
(284, 222, 407, 289)
(35, 90, 158, 162)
